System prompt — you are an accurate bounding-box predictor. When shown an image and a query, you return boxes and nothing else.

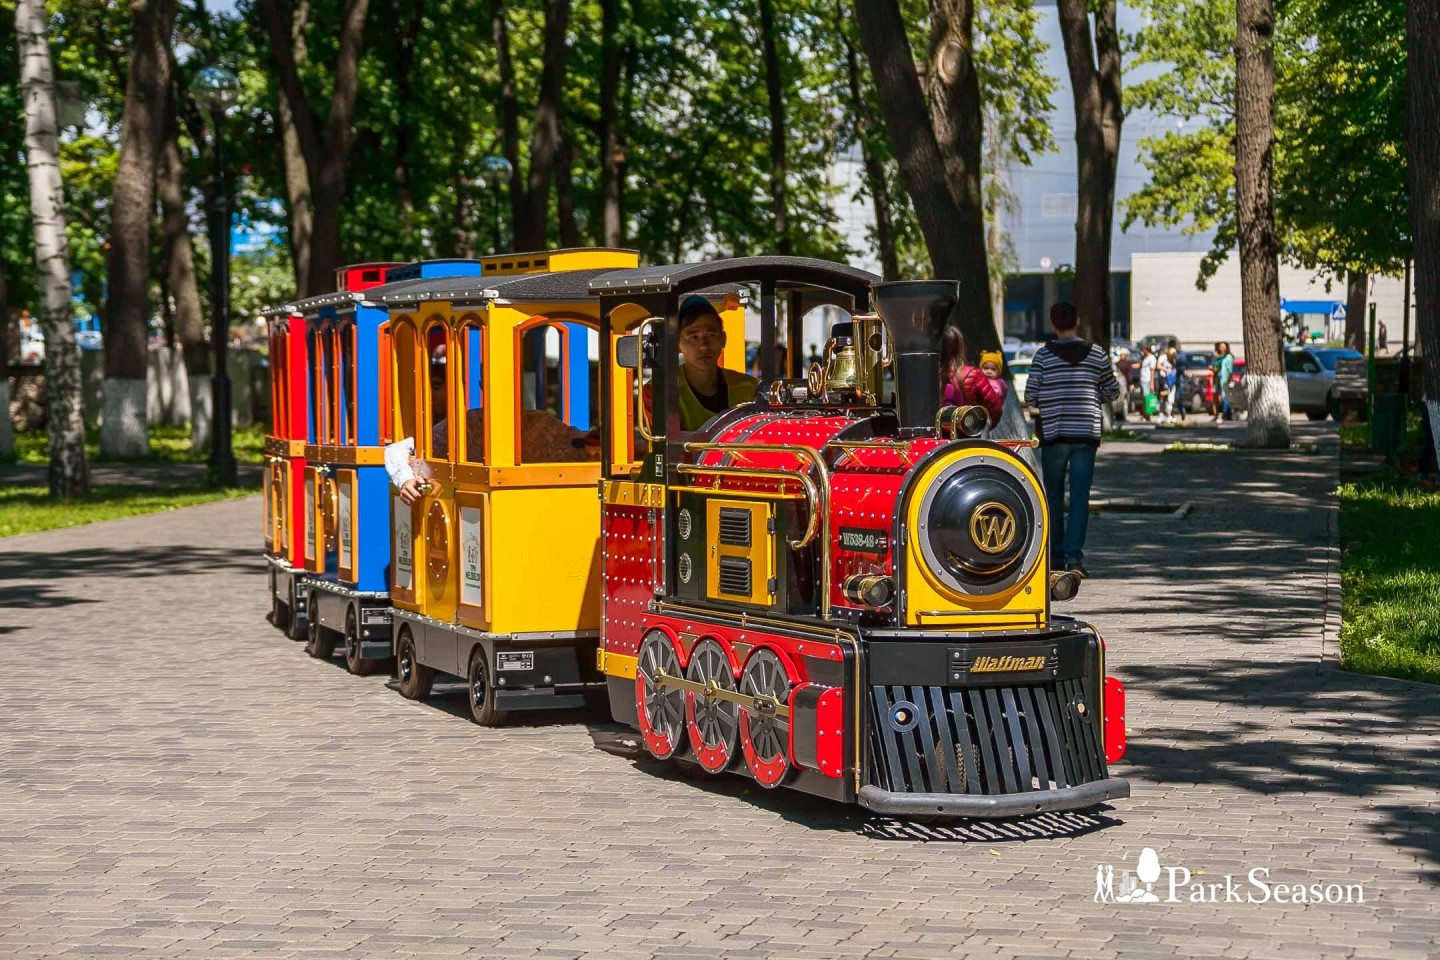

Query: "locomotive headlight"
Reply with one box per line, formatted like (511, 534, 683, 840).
(915, 458, 1044, 598)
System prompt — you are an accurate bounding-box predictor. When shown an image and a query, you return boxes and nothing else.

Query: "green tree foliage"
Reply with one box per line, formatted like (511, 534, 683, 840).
(1123, 0, 1408, 287)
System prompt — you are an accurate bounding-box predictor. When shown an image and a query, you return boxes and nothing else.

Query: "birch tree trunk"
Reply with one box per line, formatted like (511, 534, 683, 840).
(16, 0, 88, 496)
(1409, 0, 1440, 472)
(1055, 0, 1121, 352)
(1235, 0, 1290, 447)
(101, 0, 178, 459)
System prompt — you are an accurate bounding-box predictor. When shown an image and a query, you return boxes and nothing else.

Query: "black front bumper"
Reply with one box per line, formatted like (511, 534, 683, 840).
(858, 777, 1129, 818)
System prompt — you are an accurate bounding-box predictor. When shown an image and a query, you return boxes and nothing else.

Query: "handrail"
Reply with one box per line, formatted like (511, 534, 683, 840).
(682, 441, 832, 619)
(634, 317, 663, 445)
(672, 465, 820, 548)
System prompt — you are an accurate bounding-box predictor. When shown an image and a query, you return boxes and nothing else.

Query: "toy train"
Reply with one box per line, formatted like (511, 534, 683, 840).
(262, 249, 1129, 819)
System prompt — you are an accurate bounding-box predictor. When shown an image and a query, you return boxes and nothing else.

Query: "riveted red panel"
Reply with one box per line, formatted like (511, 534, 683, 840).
(1104, 676, 1127, 763)
(600, 503, 662, 659)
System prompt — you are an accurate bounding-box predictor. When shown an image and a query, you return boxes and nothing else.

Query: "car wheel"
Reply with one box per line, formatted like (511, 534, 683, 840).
(395, 629, 433, 701)
(305, 594, 336, 658)
(344, 607, 378, 676)
(1327, 392, 1339, 421)
(466, 646, 509, 727)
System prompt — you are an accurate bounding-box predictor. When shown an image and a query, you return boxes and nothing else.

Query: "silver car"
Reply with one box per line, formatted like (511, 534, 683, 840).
(1285, 347, 1362, 420)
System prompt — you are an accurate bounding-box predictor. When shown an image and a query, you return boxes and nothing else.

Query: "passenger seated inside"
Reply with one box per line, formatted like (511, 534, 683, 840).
(644, 297, 759, 432)
(385, 344, 599, 505)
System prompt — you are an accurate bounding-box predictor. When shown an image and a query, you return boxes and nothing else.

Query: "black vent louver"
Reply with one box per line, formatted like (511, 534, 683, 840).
(718, 508, 752, 547)
(717, 556, 752, 596)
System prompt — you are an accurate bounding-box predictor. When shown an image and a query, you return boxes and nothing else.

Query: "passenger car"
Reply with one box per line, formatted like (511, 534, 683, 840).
(1286, 347, 1362, 420)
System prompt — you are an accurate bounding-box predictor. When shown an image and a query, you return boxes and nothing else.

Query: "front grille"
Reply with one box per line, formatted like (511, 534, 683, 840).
(717, 556, 752, 596)
(869, 679, 1106, 796)
(718, 507, 751, 546)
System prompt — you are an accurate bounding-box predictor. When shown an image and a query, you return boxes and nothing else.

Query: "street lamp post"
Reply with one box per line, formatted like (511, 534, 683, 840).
(478, 155, 512, 255)
(192, 65, 239, 488)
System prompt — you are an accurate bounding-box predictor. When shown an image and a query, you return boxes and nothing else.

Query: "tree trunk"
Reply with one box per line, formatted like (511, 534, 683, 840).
(16, 0, 88, 496)
(392, 0, 422, 218)
(598, 0, 624, 247)
(159, 104, 211, 450)
(1235, 0, 1289, 447)
(838, 1, 898, 279)
(854, 0, 996, 351)
(1344, 270, 1368, 351)
(259, 0, 369, 296)
(758, 0, 789, 253)
(491, 0, 523, 244)
(1410, 0, 1440, 471)
(927, 0, 993, 344)
(1055, 0, 1120, 351)
(100, 0, 177, 459)
(556, 134, 582, 247)
(515, 0, 572, 251)
(0, 262, 12, 460)
(273, 0, 313, 292)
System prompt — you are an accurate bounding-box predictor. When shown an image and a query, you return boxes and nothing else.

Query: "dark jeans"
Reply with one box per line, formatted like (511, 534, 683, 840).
(1039, 443, 1097, 568)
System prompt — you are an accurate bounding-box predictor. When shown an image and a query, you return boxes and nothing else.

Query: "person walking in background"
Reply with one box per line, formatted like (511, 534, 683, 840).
(1157, 345, 1178, 425)
(1211, 342, 1235, 422)
(1378, 320, 1389, 353)
(1138, 343, 1158, 421)
(940, 326, 1006, 428)
(1023, 302, 1121, 578)
(1114, 347, 1135, 413)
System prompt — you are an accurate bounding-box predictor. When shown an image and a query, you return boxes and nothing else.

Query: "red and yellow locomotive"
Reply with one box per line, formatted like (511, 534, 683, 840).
(590, 258, 1127, 816)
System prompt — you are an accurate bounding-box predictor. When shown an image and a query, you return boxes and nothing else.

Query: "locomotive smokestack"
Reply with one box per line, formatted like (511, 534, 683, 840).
(873, 280, 960, 433)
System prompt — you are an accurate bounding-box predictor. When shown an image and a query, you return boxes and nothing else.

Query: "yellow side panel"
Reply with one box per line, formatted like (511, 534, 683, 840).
(902, 446, 1050, 630)
(486, 485, 601, 634)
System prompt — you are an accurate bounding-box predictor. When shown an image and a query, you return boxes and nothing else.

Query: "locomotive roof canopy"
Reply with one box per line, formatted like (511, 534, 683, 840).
(368, 267, 622, 309)
(586, 256, 879, 299)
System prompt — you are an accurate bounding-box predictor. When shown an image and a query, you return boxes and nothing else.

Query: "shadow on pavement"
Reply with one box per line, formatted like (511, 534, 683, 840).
(0, 545, 260, 613)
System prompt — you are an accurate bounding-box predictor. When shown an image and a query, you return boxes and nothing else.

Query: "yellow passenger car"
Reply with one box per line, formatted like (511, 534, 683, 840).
(372, 249, 739, 725)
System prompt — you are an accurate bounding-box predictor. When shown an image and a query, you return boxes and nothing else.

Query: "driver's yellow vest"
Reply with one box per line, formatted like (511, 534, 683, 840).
(678, 366, 758, 430)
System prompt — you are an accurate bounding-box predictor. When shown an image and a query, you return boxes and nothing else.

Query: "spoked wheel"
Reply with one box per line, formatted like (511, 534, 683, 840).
(739, 649, 794, 788)
(467, 646, 509, 727)
(305, 595, 335, 659)
(684, 638, 740, 774)
(343, 608, 377, 676)
(395, 629, 433, 701)
(635, 633, 685, 760)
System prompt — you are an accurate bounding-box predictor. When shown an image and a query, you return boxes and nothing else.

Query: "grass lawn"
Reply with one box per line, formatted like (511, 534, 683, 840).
(9, 423, 266, 465)
(0, 483, 257, 538)
(1338, 476, 1440, 684)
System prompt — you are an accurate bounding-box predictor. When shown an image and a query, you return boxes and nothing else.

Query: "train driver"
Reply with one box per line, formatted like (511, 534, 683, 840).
(643, 297, 758, 432)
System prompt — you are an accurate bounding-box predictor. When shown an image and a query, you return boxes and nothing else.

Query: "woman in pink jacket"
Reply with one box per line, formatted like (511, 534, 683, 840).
(939, 326, 1006, 427)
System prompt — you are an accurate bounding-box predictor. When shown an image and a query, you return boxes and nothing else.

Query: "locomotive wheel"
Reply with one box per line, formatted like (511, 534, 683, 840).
(738, 649, 793, 788)
(305, 595, 336, 659)
(635, 633, 685, 760)
(684, 638, 740, 774)
(467, 647, 509, 727)
(343, 608, 378, 677)
(395, 630, 433, 701)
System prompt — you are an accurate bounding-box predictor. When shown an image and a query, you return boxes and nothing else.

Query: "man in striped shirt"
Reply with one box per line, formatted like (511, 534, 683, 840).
(1022, 302, 1121, 578)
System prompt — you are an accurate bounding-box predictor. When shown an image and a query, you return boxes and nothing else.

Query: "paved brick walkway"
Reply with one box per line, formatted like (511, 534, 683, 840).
(2, 423, 1436, 959)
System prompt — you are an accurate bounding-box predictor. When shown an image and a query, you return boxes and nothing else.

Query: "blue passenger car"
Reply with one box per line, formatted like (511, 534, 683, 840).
(298, 260, 482, 673)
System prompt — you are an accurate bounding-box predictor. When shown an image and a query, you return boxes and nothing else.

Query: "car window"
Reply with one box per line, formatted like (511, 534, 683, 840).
(1314, 350, 1362, 371)
(1284, 351, 1311, 373)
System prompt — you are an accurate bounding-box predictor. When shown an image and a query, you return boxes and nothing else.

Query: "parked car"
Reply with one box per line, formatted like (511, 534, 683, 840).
(1177, 351, 1216, 413)
(1139, 333, 1180, 355)
(1009, 357, 1031, 398)
(1286, 346, 1363, 420)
